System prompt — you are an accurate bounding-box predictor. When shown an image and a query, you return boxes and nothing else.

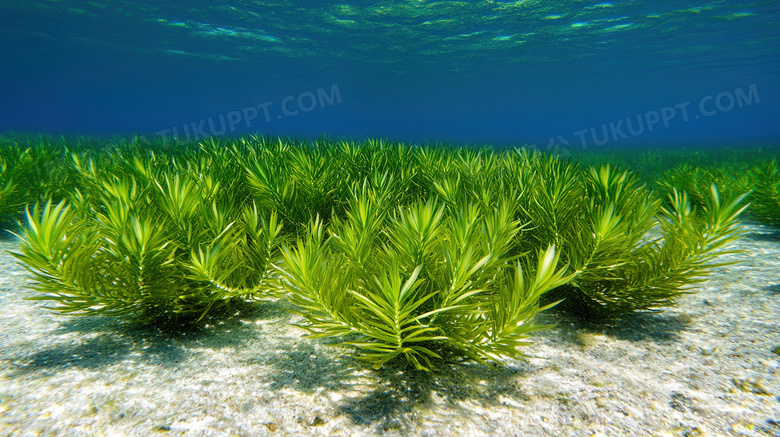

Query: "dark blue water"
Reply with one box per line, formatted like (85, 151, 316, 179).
(1, 1, 778, 149)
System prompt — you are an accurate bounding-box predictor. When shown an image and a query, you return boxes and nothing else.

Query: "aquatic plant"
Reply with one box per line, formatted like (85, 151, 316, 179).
(568, 145, 773, 186)
(276, 186, 571, 370)
(5, 135, 752, 369)
(0, 156, 22, 223)
(747, 159, 780, 227)
(655, 163, 746, 209)
(11, 158, 285, 322)
(565, 182, 748, 315)
(0, 139, 74, 226)
(276, 149, 748, 368)
(243, 139, 345, 230)
(494, 151, 748, 315)
(650, 153, 780, 228)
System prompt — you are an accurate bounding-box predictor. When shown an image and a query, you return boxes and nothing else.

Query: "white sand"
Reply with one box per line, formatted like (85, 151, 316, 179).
(1, 222, 778, 436)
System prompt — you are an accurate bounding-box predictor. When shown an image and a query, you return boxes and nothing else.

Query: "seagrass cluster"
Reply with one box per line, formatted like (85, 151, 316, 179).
(3, 134, 756, 370)
(654, 160, 780, 228)
(569, 145, 780, 227)
(746, 159, 780, 227)
(0, 135, 76, 226)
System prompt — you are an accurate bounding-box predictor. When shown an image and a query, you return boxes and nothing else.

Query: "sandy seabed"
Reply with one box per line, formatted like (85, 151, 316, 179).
(0, 222, 778, 437)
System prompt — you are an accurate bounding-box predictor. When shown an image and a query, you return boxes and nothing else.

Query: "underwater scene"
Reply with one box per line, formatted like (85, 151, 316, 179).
(1, 1, 779, 436)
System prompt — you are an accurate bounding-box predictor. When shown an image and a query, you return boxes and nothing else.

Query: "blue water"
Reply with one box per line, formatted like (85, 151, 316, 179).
(1, 1, 778, 148)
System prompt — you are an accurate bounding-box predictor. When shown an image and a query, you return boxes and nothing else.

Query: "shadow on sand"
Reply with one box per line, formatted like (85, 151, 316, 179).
(5, 300, 288, 376)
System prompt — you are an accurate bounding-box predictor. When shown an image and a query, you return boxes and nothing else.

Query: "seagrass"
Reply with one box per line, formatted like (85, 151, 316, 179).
(747, 159, 780, 226)
(4, 134, 755, 370)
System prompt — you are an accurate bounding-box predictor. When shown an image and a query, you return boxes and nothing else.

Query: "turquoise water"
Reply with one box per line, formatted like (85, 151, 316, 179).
(0, 1, 778, 147)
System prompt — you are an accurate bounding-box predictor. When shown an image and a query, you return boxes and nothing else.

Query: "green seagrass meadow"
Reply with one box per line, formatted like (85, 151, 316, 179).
(1, 134, 778, 371)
